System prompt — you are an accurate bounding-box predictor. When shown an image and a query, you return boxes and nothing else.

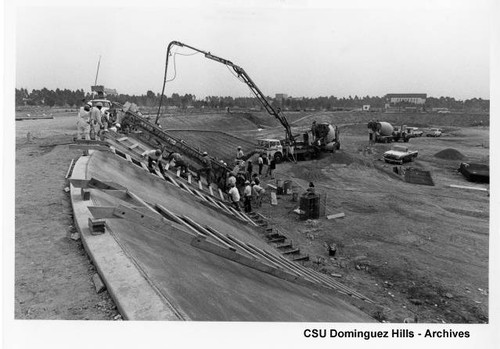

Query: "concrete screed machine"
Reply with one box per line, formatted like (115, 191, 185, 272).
(155, 41, 341, 164)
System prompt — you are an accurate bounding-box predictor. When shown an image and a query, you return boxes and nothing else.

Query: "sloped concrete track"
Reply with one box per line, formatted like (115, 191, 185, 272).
(70, 150, 375, 321)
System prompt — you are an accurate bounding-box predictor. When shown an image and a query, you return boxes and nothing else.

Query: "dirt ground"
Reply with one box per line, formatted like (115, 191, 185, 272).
(14, 113, 118, 320)
(14, 108, 489, 322)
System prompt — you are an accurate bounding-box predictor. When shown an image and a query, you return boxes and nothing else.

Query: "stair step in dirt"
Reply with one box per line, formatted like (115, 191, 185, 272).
(268, 236, 287, 243)
(292, 255, 310, 262)
(276, 242, 293, 249)
(282, 248, 301, 255)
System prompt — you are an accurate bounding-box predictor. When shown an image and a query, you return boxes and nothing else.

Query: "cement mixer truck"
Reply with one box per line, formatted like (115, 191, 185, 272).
(367, 121, 411, 143)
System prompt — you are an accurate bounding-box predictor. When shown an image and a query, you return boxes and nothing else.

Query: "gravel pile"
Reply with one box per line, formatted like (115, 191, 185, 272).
(434, 148, 466, 160)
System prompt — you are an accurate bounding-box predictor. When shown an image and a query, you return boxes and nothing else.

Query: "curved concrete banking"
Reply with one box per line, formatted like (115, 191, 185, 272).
(71, 150, 376, 322)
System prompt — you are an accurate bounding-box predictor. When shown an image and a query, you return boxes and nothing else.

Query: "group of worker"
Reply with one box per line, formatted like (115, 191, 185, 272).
(227, 146, 271, 213)
(76, 99, 113, 140)
(141, 148, 188, 178)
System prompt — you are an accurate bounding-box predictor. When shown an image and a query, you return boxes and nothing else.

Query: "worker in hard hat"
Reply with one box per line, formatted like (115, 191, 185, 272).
(236, 146, 244, 160)
(167, 152, 188, 175)
(197, 151, 213, 187)
(141, 149, 166, 176)
(243, 180, 253, 213)
(89, 101, 104, 140)
(228, 183, 241, 211)
(76, 100, 91, 140)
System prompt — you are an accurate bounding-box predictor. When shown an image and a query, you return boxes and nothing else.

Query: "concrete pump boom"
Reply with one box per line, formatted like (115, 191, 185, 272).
(156, 41, 295, 145)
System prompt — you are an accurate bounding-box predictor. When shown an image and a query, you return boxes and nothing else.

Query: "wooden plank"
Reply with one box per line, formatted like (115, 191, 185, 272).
(224, 235, 264, 260)
(68, 144, 110, 152)
(209, 186, 214, 197)
(218, 189, 225, 200)
(140, 162, 149, 171)
(155, 204, 201, 237)
(181, 216, 236, 251)
(198, 181, 203, 190)
(192, 189, 209, 202)
(187, 173, 192, 184)
(163, 173, 180, 187)
(178, 182, 195, 195)
(125, 154, 133, 162)
(176, 169, 181, 177)
(449, 184, 488, 192)
(117, 137, 128, 142)
(129, 143, 139, 149)
(65, 159, 75, 179)
(190, 237, 306, 283)
(126, 190, 158, 213)
(203, 226, 237, 249)
(109, 146, 116, 154)
(327, 212, 345, 220)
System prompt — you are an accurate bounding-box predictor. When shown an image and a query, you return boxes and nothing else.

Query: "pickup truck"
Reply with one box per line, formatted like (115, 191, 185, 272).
(407, 127, 423, 137)
(383, 145, 419, 165)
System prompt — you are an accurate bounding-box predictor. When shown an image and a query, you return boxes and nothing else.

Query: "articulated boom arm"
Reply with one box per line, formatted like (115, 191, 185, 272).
(156, 41, 295, 144)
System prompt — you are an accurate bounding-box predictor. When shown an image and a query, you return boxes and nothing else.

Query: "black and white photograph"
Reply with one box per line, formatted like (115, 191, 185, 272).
(3, 0, 498, 348)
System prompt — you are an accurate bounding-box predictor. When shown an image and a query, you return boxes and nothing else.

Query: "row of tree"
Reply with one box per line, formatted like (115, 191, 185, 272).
(15, 88, 489, 112)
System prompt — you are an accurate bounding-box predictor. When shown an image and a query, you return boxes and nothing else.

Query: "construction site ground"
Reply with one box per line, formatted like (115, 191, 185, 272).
(13, 108, 489, 323)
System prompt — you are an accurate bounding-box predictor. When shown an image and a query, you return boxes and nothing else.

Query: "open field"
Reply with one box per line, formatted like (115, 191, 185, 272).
(14, 108, 489, 322)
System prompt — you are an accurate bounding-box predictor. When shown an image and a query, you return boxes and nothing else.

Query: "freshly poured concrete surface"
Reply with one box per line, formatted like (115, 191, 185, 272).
(73, 151, 375, 321)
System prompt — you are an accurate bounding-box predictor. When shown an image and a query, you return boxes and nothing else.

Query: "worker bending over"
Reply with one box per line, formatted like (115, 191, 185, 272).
(142, 149, 166, 176)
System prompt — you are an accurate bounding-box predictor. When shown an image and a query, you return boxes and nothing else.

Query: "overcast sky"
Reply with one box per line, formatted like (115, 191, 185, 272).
(14, 0, 491, 100)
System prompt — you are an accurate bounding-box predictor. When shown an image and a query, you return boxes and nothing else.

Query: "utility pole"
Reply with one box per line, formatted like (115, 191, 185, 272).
(94, 55, 101, 86)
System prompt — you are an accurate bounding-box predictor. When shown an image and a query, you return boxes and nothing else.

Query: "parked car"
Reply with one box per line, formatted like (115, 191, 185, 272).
(383, 145, 419, 165)
(426, 128, 442, 137)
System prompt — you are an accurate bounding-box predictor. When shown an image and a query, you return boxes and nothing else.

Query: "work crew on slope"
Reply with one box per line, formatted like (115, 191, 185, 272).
(142, 149, 166, 176)
(76, 100, 91, 140)
(243, 180, 253, 213)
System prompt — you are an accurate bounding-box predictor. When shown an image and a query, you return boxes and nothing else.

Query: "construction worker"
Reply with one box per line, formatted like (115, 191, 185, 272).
(89, 102, 104, 140)
(252, 181, 266, 208)
(167, 152, 188, 175)
(199, 151, 213, 186)
(141, 149, 166, 176)
(262, 153, 269, 176)
(246, 159, 253, 180)
(311, 121, 318, 140)
(243, 180, 252, 213)
(76, 100, 91, 140)
(228, 183, 241, 211)
(257, 153, 264, 175)
(266, 157, 276, 179)
(236, 146, 244, 160)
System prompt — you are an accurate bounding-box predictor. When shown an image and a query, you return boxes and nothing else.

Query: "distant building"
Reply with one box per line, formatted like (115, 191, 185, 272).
(275, 93, 288, 101)
(385, 93, 427, 112)
(386, 93, 426, 105)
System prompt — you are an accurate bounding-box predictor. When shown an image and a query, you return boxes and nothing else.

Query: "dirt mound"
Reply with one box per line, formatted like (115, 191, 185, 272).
(434, 148, 466, 160)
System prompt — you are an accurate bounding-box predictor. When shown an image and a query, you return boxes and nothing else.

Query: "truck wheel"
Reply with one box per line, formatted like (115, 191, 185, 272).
(274, 152, 283, 163)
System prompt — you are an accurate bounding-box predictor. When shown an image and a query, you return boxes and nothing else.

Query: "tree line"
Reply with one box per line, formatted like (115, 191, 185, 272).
(15, 88, 489, 112)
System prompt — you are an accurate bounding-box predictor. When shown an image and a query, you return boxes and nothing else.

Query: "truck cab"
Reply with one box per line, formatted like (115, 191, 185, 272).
(256, 138, 284, 162)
